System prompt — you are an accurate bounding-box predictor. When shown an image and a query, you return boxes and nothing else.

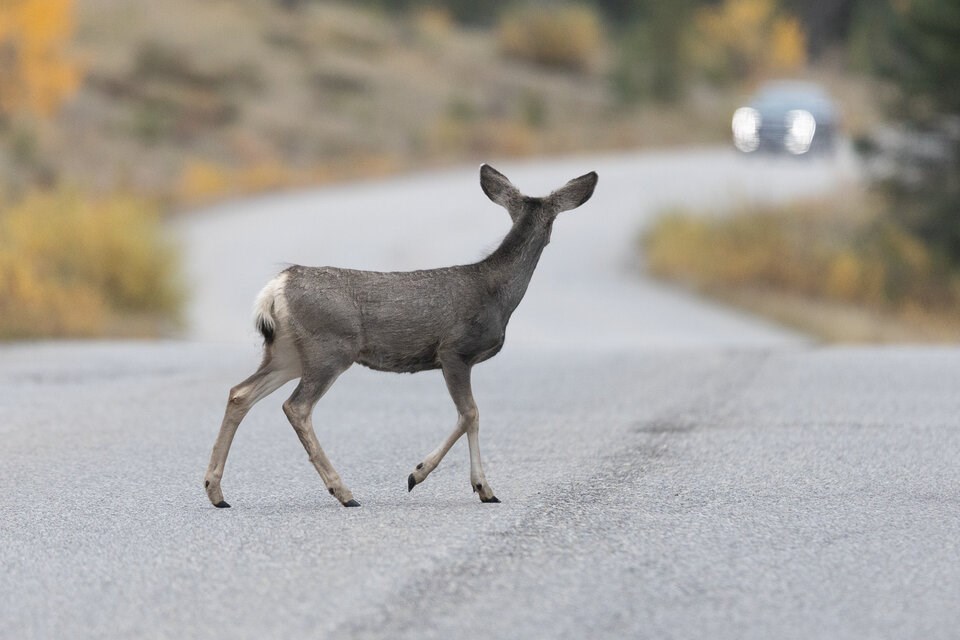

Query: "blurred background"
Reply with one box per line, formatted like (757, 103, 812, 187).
(0, 0, 956, 342)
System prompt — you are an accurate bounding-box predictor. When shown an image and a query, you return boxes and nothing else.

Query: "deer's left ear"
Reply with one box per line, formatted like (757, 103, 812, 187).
(548, 171, 598, 213)
(480, 164, 521, 210)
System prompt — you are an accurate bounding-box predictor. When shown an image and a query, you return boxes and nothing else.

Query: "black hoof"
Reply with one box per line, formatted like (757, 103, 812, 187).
(214, 501, 231, 508)
(481, 496, 501, 504)
(407, 474, 417, 492)
(343, 499, 361, 507)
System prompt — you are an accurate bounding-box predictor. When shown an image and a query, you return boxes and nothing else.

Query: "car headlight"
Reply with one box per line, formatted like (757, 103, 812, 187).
(732, 107, 761, 152)
(783, 109, 816, 154)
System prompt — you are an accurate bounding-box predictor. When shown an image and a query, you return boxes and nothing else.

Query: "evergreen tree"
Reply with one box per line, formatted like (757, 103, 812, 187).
(612, 0, 693, 103)
(780, 0, 856, 57)
(876, 0, 960, 266)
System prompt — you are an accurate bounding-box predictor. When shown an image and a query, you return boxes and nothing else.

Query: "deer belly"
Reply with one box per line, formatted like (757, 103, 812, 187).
(356, 339, 441, 373)
(466, 339, 505, 365)
(457, 326, 506, 365)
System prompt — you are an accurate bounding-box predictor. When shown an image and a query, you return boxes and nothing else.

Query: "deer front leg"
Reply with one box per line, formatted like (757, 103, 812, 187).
(408, 360, 498, 502)
(407, 422, 465, 492)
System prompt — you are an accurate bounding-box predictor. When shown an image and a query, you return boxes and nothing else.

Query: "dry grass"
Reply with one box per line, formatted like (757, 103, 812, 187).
(711, 288, 960, 343)
(643, 193, 960, 343)
(0, 189, 182, 339)
(175, 153, 405, 207)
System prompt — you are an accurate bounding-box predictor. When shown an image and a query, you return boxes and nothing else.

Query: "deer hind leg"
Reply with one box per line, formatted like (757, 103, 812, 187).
(408, 359, 498, 503)
(204, 339, 300, 508)
(282, 358, 358, 507)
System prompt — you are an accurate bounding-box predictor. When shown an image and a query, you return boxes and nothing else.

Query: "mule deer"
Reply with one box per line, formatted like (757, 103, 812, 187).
(204, 164, 598, 507)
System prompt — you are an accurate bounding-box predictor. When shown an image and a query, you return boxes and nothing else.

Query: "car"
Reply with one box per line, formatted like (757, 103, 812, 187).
(731, 80, 839, 155)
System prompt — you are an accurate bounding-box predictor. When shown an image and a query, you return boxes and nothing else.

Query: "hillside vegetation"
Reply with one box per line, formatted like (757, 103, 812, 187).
(1, 0, 744, 208)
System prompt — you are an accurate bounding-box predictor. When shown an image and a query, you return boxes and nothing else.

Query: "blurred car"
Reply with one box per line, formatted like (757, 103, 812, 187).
(732, 81, 839, 155)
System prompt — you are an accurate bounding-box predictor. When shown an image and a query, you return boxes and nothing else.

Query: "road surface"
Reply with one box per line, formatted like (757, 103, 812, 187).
(3, 148, 959, 639)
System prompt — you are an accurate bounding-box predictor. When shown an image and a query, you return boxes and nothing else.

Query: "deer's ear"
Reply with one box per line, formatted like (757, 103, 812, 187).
(548, 171, 598, 213)
(480, 164, 520, 209)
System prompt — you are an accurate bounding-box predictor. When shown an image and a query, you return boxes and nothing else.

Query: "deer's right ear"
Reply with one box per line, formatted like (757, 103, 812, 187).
(548, 171, 598, 213)
(480, 164, 520, 209)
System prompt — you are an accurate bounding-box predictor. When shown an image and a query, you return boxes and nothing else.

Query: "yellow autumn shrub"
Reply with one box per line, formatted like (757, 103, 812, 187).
(643, 198, 959, 313)
(177, 159, 233, 205)
(0, 189, 182, 339)
(689, 0, 806, 82)
(0, 0, 81, 117)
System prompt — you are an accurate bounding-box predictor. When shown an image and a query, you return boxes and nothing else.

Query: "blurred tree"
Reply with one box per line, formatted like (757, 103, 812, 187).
(372, 0, 504, 26)
(688, 0, 806, 83)
(780, 0, 857, 58)
(276, 0, 307, 10)
(612, 0, 693, 103)
(498, 3, 603, 72)
(0, 0, 81, 119)
(871, 0, 960, 266)
(592, 0, 649, 25)
(374, 0, 704, 29)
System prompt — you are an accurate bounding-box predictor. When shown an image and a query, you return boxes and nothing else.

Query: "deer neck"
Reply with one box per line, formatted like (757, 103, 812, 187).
(483, 215, 551, 315)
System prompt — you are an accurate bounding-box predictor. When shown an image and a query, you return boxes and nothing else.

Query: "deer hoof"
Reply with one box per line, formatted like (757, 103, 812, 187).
(343, 499, 361, 508)
(407, 474, 417, 492)
(214, 501, 231, 508)
(480, 496, 501, 504)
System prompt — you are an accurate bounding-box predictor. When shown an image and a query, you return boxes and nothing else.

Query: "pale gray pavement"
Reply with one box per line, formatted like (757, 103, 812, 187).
(3, 148, 959, 639)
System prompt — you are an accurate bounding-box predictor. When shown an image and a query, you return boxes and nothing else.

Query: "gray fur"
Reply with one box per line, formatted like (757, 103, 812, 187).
(204, 164, 598, 507)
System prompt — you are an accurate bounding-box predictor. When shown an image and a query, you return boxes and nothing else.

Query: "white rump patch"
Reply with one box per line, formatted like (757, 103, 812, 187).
(253, 272, 290, 336)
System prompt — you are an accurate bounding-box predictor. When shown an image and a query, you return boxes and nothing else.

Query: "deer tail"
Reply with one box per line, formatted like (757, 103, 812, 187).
(253, 273, 288, 344)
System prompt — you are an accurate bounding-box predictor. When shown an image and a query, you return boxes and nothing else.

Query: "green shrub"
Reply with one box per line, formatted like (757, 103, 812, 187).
(0, 189, 183, 339)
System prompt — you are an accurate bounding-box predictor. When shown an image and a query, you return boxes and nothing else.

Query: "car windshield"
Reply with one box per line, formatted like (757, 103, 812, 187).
(751, 82, 833, 116)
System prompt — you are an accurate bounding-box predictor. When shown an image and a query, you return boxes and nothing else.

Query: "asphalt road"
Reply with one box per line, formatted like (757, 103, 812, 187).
(3, 148, 959, 639)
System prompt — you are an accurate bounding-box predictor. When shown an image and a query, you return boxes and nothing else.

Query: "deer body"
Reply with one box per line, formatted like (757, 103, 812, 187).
(281, 263, 507, 373)
(204, 164, 597, 508)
